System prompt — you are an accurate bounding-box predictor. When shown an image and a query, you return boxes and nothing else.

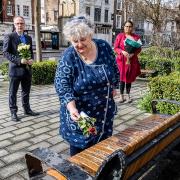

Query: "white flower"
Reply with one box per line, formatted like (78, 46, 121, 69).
(80, 111, 89, 118)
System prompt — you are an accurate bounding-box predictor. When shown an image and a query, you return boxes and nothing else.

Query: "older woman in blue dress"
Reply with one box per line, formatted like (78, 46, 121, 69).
(54, 16, 119, 156)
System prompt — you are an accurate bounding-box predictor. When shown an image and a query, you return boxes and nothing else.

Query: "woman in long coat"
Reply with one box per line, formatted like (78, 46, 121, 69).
(54, 16, 119, 156)
(114, 20, 141, 103)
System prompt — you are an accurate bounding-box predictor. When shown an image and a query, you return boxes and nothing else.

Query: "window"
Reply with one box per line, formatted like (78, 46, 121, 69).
(128, 3, 134, 12)
(46, 12, 49, 22)
(54, 10, 58, 21)
(6, 5, 13, 16)
(86, 6, 90, 16)
(23, 5, 29, 17)
(17, 5, 20, 16)
(117, 0, 122, 10)
(104, 9, 108, 22)
(95, 27, 109, 34)
(116, 15, 122, 28)
(94, 8, 101, 22)
(105, 0, 109, 4)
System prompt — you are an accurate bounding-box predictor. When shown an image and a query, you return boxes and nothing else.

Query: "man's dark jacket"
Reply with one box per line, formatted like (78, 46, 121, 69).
(3, 32, 34, 77)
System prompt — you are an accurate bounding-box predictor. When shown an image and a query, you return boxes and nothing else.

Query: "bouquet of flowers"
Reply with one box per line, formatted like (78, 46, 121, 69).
(124, 38, 142, 64)
(77, 111, 97, 137)
(17, 43, 31, 68)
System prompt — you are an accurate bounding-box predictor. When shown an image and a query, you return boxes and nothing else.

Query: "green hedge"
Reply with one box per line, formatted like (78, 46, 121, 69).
(138, 71, 180, 115)
(0, 61, 9, 76)
(139, 46, 180, 75)
(0, 60, 58, 85)
(32, 60, 57, 85)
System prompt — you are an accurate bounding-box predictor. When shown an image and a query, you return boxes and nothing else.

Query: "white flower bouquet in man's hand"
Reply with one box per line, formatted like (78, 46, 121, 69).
(17, 43, 31, 68)
(77, 111, 97, 137)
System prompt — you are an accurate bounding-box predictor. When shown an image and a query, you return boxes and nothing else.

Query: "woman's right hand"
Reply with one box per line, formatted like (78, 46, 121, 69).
(67, 101, 80, 121)
(69, 108, 80, 121)
(122, 50, 130, 58)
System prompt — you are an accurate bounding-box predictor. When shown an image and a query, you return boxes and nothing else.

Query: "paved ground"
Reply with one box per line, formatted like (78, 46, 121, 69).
(0, 80, 150, 180)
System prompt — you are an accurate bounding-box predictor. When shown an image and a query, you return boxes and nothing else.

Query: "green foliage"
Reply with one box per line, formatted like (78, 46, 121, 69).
(139, 46, 180, 75)
(138, 71, 180, 115)
(0, 60, 57, 84)
(77, 116, 97, 137)
(0, 61, 9, 76)
(138, 93, 153, 113)
(32, 60, 57, 85)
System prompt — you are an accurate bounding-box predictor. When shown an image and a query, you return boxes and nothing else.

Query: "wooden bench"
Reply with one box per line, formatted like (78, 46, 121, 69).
(139, 69, 158, 78)
(25, 99, 180, 180)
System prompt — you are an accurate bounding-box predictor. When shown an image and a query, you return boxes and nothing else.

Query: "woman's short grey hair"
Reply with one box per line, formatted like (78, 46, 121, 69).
(63, 16, 94, 41)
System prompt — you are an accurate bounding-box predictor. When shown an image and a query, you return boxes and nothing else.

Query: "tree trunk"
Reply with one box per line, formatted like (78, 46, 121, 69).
(34, 0, 42, 62)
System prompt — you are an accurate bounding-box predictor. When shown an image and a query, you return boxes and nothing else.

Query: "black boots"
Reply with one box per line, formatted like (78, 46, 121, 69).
(24, 109, 40, 116)
(11, 113, 20, 122)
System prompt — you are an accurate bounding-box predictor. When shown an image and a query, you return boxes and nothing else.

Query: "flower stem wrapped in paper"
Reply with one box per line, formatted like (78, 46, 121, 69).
(77, 111, 97, 137)
(124, 37, 142, 64)
(17, 43, 31, 69)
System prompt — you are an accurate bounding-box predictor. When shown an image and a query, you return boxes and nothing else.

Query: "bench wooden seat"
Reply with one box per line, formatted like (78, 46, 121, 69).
(25, 100, 180, 180)
(139, 69, 158, 78)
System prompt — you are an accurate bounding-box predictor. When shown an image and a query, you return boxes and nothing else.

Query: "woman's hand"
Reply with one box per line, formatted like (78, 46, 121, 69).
(129, 53, 134, 58)
(67, 101, 80, 121)
(112, 89, 117, 97)
(69, 108, 80, 121)
(122, 50, 130, 58)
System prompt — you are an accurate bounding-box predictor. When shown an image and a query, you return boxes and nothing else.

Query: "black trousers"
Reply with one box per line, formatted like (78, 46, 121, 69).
(120, 81, 131, 94)
(9, 76, 31, 113)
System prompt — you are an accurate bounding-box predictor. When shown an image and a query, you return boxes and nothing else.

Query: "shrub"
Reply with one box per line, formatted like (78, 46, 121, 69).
(32, 60, 57, 85)
(0, 60, 58, 84)
(138, 71, 180, 115)
(0, 61, 9, 76)
(139, 46, 180, 75)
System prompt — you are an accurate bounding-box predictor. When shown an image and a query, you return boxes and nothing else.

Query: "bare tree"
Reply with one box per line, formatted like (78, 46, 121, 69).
(128, 0, 179, 47)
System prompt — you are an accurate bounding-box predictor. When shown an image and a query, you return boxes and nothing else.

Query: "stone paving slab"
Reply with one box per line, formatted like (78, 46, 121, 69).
(0, 80, 148, 179)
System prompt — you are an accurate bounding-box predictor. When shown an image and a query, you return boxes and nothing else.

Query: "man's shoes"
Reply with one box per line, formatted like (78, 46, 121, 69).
(24, 109, 40, 116)
(11, 113, 20, 122)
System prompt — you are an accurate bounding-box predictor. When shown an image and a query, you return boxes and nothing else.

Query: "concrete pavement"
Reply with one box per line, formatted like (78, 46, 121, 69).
(0, 80, 150, 180)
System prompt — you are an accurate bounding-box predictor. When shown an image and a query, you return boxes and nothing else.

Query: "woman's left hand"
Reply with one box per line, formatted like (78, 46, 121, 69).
(129, 53, 134, 58)
(112, 89, 117, 97)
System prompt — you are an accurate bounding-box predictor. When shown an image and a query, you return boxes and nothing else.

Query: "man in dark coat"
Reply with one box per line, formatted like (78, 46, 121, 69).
(3, 16, 39, 122)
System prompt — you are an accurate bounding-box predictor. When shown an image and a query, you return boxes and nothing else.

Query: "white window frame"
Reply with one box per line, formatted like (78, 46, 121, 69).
(6, 5, 13, 16)
(94, 7, 101, 22)
(23, 5, 29, 17)
(104, 9, 109, 23)
(117, 0, 122, 10)
(86, 6, 91, 16)
(17, 5, 20, 16)
(116, 15, 122, 28)
(128, 3, 134, 12)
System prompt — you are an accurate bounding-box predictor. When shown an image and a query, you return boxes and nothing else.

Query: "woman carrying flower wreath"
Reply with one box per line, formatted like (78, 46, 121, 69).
(114, 20, 142, 103)
(54, 16, 119, 156)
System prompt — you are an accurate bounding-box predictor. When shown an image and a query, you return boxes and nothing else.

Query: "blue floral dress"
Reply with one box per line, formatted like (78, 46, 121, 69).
(54, 39, 119, 149)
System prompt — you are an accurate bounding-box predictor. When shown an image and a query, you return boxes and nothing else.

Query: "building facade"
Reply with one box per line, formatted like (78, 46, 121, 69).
(0, 0, 33, 41)
(58, 0, 114, 46)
